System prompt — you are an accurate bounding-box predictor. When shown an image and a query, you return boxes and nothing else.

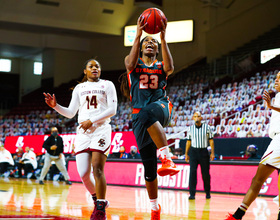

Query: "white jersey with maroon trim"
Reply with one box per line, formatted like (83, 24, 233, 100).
(54, 79, 117, 126)
(75, 80, 116, 124)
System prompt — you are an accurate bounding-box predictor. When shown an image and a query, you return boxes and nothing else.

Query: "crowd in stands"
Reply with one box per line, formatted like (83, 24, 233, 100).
(0, 69, 279, 148)
(164, 69, 278, 139)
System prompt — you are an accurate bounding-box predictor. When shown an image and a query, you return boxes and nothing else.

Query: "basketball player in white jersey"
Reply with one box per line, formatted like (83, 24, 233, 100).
(225, 71, 280, 220)
(43, 59, 117, 220)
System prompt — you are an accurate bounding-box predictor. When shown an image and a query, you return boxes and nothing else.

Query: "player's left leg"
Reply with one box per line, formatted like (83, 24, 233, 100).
(226, 164, 275, 220)
(90, 151, 109, 220)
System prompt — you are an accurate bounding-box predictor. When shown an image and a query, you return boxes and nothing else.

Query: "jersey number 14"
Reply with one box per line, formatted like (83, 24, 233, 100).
(86, 95, 98, 109)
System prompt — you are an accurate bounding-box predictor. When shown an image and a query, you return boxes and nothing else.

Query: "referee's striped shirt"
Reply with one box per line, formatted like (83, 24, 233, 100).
(187, 123, 214, 148)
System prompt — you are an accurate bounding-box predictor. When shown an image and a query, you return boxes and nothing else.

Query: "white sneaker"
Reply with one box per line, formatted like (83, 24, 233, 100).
(273, 195, 279, 202)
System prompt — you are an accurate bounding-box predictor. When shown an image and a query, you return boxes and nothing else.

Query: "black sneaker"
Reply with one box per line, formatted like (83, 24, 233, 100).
(65, 180, 72, 185)
(90, 200, 109, 220)
(189, 195, 195, 200)
(39, 180, 44, 185)
(206, 193, 211, 199)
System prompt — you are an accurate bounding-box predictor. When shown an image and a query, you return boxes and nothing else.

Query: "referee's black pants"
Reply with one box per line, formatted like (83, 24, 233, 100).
(189, 147, 210, 196)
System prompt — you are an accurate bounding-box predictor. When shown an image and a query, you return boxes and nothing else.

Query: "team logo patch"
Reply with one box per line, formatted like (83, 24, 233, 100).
(161, 103, 165, 108)
(98, 139, 106, 147)
(157, 63, 162, 69)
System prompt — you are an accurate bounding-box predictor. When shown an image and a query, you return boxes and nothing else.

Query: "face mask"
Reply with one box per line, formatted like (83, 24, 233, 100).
(52, 132, 58, 136)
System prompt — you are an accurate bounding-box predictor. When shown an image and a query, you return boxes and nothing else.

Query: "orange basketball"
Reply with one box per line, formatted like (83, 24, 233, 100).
(140, 8, 167, 34)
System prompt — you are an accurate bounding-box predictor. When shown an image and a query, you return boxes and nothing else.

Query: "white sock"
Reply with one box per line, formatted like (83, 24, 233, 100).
(159, 146, 171, 160)
(150, 198, 159, 211)
(239, 203, 248, 212)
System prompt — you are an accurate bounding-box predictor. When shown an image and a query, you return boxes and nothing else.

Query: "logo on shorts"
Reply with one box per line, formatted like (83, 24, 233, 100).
(161, 103, 165, 108)
(98, 139, 106, 147)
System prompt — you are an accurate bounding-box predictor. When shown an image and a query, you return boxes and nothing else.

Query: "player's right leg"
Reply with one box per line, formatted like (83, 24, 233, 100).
(76, 152, 96, 195)
(137, 102, 180, 176)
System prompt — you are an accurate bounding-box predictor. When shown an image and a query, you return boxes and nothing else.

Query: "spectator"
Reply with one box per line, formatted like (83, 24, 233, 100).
(246, 145, 261, 161)
(0, 145, 14, 177)
(214, 125, 222, 138)
(127, 146, 141, 159)
(228, 126, 237, 138)
(220, 126, 229, 138)
(246, 128, 254, 138)
(13, 146, 24, 162)
(119, 146, 128, 159)
(253, 124, 263, 137)
(18, 146, 37, 178)
(237, 126, 247, 138)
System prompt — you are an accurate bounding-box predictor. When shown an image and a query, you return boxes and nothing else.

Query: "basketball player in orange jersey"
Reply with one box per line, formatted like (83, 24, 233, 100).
(43, 59, 117, 220)
(121, 15, 180, 219)
(225, 71, 280, 220)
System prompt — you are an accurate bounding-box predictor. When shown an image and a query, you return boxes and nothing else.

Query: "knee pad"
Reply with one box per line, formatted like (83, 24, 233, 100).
(138, 108, 157, 128)
(142, 158, 157, 182)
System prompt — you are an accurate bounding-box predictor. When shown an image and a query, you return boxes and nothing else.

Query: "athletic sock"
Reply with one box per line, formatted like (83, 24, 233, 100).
(159, 146, 171, 160)
(92, 193, 97, 202)
(150, 198, 159, 211)
(233, 203, 248, 219)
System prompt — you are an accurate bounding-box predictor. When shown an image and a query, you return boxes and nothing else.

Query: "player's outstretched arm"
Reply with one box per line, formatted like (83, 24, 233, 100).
(159, 19, 174, 76)
(125, 16, 147, 72)
(43, 88, 79, 119)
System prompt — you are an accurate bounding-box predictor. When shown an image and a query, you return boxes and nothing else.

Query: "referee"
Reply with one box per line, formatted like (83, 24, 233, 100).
(185, 111, 215, 200)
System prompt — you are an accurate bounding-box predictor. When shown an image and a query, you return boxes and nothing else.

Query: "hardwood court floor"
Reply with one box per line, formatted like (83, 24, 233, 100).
(0, 177, 278, 220)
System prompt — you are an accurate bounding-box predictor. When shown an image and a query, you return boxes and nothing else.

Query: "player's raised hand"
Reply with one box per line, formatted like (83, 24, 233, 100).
(263, 90, 272, 109)
(159, 18, 167, 40)
(136, 15, 147, 38)
(43, 92, 57, 108)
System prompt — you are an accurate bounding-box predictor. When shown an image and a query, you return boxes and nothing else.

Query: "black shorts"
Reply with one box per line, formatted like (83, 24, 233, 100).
(132, 100, 172, 150)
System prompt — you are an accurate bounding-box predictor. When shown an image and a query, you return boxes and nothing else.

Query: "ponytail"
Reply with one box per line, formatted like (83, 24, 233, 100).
(119, 72, 130, 99)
